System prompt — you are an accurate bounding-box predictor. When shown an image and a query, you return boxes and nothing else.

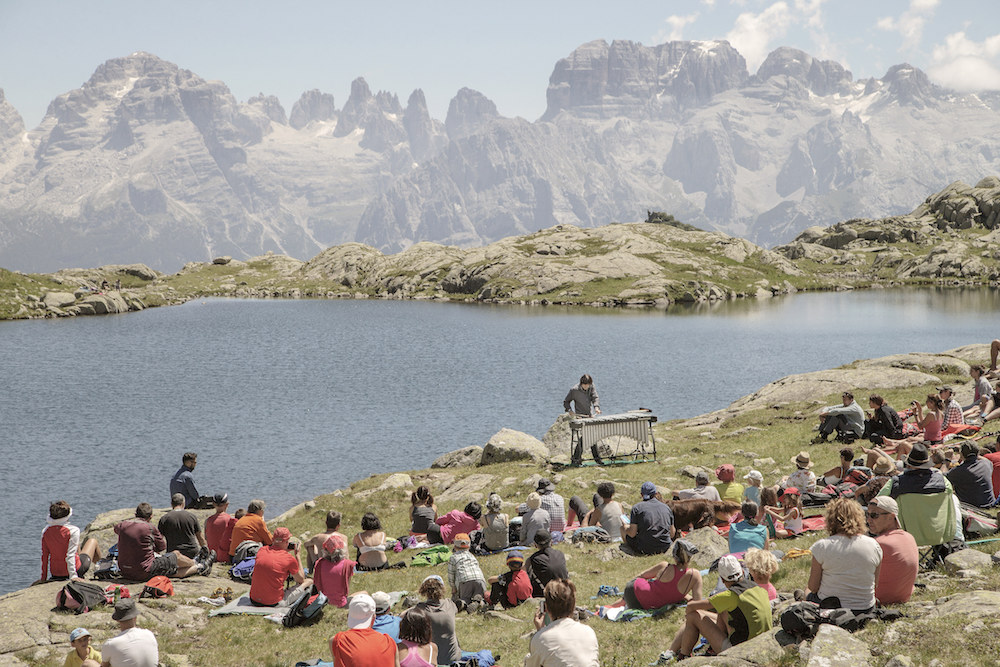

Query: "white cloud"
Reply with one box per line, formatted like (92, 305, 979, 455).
(725, 2, 794, 72)
(653, 13, 700, 44)
(927, 31, 1000, 91)
(876, 0, 940, 51)
(702, 0, 716, 7)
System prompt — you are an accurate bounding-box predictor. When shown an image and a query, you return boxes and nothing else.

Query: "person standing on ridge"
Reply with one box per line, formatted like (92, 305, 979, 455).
(564, 374, 600, 417)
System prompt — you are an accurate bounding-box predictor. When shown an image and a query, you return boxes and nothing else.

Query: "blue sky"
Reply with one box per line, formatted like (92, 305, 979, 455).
(1, 0, 998, 128)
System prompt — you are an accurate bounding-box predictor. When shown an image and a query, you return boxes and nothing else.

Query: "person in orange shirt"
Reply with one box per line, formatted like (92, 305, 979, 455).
(228, 499, 272, 559)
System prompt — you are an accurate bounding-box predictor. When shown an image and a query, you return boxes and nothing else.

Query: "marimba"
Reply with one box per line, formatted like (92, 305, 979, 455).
(569, 411, 657, 465)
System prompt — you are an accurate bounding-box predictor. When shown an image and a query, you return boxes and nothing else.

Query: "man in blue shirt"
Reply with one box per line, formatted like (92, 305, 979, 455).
(169, 452, 201, 508)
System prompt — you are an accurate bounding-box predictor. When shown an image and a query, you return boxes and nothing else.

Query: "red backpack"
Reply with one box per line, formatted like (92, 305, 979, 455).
(103, 584, 131, 605)
(140, 575, 174, 598)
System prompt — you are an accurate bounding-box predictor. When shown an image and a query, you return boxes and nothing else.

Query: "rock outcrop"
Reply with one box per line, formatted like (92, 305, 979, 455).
(479, 428, 549, 465)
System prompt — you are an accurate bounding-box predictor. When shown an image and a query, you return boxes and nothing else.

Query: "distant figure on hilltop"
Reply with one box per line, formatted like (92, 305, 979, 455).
(170, 452, 210, 509)
(564, 374, 600, 417)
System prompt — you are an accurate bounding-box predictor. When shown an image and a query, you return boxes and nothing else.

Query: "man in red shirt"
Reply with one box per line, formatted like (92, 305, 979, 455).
(330, 594, 399, 667)
(249, 527, 310, 606)
(204, 493, 236, 564)
(33, 500, 101, 585)
(486, 550, 533, 609)
(867, 496, 918, 604)
(114, 503, 209, 582)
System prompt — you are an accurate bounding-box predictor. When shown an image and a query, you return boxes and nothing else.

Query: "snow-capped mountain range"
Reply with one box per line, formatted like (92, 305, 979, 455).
(1, 40, 999, 272)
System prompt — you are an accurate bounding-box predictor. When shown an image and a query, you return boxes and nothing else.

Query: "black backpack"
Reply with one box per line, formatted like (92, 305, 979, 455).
(282, 585, 327, 628)
(56, 580, 108, 614)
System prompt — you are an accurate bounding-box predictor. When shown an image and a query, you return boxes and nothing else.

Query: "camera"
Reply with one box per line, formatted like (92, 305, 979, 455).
(287, 541, 297, 551)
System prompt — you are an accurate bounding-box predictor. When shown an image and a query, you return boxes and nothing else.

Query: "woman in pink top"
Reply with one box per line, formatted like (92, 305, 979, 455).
(605, 540, 702, 611)
(426, 502, 482, 545)
(882, 394, 945, 455)
(312, 535, 365, 607)
(396, 606, 437, 667)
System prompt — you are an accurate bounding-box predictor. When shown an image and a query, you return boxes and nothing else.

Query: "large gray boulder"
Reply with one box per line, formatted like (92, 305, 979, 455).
(542, 414, 574, 460)
(432, 446, 483, 469)
(931, 590, 1000, 619)
(717, 628, 798, 665)
(479, 428, 549, 466)
(803, 625, 872, 667)
(436, 473, 496, 503)
(42, 292, 76, 308)
(683, 526, 731, 570)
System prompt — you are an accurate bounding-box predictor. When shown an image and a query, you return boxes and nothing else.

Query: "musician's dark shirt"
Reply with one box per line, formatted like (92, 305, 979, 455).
(564, 384, 599, 415)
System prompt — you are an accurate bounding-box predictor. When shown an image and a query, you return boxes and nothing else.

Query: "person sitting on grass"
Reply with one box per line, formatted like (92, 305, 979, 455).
(728, 501, 769, 553)
(204, 493, 236, 565)
(743, 548, 779, 602)
(64, 627, 101, 667)
(661, 555, 772, 661)
(330, 594, 399, 667)
(963, 365, 995, 420)
(303, 510, 346, 573)
(863, 395, 903, 444)
(396, 606, 437, 667)
(249, 527, 311, 607)
(480, 493, 510, 553)
(114, 502, 210, 582)
(865, 497, 918, 605)
(228, 499, 272, 560)
(938, 386, 965, 433)
(525, 579, 599, 667)
(427, 502, 481, 545)
(409, 486, 437, 537)
(764, 488, 803, 539)
(313, 534, 362, 608)
(741, 470, 763, 505)
(354, 512, 389, 571)
(946, 442, 995, 508)
(486, 550, 533, 610)
(806, 498, 882, 612)
(756, 487, 781, 540)
(713, 465, 744, 503)
(371, 591, 401, 642)
(811, 391, 865, 444)
(415, 575, 462, 666)
(520, 492, 551, 546)
(603, 539, 702, 612)
(34, 500, 101, 585)
(785, 452, 817, 493)
(820, 448, 855, 486)
(881, 394, 945, 453)
(588, 482, 626, 542)
(526, 531, 569, 598)
(447, 533, 488, 612)
(678, 471, 721, 502)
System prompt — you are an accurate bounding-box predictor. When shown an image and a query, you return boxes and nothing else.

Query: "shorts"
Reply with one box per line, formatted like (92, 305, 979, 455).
(148, 552, 179, 578)
(49, 554, 91, 580)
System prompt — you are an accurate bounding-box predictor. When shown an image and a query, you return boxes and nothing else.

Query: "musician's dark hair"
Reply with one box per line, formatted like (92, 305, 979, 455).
(325, 511, 341, 531)
(411, 485, 434, 507)
(361, 512, 381, 531)
(597, 482, 615, 500)
(182, 452, 197, 464)
(580, 374, 593, 386)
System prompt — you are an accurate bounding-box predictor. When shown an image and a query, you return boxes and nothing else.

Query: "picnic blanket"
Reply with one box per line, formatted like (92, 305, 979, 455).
(599, 602, 684, 621)
(209, 591, 295, 619)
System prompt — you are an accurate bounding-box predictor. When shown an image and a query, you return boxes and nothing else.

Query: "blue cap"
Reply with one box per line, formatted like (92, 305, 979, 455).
(69, 628, 91, 642)
(641, 481, 658, 500)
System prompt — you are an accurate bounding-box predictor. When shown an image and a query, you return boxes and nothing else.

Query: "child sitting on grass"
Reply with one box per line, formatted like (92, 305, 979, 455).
(743, 548, 779, 602)
(765, 487, 803, 539)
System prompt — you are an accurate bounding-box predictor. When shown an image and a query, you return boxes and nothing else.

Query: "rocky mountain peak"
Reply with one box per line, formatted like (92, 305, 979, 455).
(333, 77, 375, 137)
(754, 47, 853, 96)
(542, 39, 747, 120)
(881, 63, 937, 108)
(445, 87, 499, 140)
(288, 89, 336, 129)
(245, 93, 287, 125)
(403, 89, 446, 161)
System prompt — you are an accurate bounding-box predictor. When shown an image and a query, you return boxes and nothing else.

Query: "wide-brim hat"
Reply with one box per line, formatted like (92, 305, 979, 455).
(347, 594, 376, 629)
(536, 478, 556, 493)
(111, 598, 139, 621)
(906, 442, 933, 469)
(792, 451, 814, 469)
(872, 457, 895, 475)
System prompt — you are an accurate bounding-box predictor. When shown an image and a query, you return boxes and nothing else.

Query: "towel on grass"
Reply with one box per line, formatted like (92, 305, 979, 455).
(209, 590, 296, 618)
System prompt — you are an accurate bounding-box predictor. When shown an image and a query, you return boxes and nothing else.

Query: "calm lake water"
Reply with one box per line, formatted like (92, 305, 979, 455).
(3, 288, 999, 594)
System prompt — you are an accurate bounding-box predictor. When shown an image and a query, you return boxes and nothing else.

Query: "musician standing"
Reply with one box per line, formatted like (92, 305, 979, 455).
(564, 374, 601, 417)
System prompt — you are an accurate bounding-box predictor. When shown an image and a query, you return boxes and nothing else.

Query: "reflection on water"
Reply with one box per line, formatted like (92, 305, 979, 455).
(2, 286, 998, 595)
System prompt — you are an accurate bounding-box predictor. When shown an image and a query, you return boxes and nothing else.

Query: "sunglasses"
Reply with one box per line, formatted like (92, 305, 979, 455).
(867, 511, 890, 519)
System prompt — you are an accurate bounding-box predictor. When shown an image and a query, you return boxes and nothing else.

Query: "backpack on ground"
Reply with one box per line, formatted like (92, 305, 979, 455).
(282, 584, 327, 627)
(409, 544, 451, 567)
(233, 540, 262, 566)
(92, 554, 121, 580)
(102, 584, 131, 604)
(56, 580, 107, 614)
(230, 556, 256, 583)
(570, 526, 611, 544)
(140, 576, 174, 598)
(780, 601, 823, 638)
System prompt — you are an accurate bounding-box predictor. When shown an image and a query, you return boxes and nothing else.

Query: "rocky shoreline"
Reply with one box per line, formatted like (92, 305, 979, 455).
(3, 177, 1000, 321)
(2, 343, 996, 666)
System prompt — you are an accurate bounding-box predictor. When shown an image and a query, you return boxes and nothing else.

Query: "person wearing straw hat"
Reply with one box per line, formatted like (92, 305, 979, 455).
(329, 593, 399, 667)
(785, 452, 817, 493)
(65, 627, 101, 667)
(855, 455, 899, 505)
(101, 598, 157, 667)
(866, 497, 918, 605)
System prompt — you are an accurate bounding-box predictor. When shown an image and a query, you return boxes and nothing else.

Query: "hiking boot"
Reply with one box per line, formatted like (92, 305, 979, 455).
(793, 588, 805, 601)
(198, 549, 217, 576)
(466, 599, 480, 614)
(809, 434, 827, 445)
(649, 650, 678, 665)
